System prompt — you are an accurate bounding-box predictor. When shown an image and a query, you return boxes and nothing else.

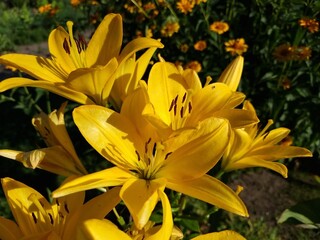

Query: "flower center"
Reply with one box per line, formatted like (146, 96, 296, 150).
(134, 138, 171, 180)
(62, 21, 88, 68)
(168, 91, 193, 130)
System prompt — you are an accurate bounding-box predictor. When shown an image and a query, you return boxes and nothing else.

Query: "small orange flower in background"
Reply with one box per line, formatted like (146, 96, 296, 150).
(176, 0, 195, 14)
(210, 21, 229, 34)
(273, 44, 312, 61)
(296, 46, 312, 60)
(273, 44, 295, 61)
(180, 43, 189, 52)
(194, 40, 207, 51)
(38, 4, 58, 16)
(185, 60, 202, 72)
(195, 0, 207, 4)
(225, 38, 248, 56)
(299, 17, 319, 33)
(161, 21, 180, 37)
(70, 0, 84, 7)
(281, 76, 292, 90)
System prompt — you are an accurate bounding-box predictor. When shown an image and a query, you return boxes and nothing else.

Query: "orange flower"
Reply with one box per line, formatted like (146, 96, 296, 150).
(296, 46, 312, 60)
(38, 4, 52, 13)
(225, 38, 248, 56)
(185, 60, 202, 72)
(180, 43, 189, 53)
(272, 44, 295, 61)
(299, 17, 319, 33)
(210, 21, 229, 34)
(70, 0, 84, 7)
(195, 0, 207, 4)
(161, 22, 180, 37)
(194, 40, 207, 51)
(176, 0, 195, 14)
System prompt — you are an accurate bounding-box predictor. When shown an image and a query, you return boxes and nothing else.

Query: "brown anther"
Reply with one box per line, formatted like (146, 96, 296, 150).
(169, 99, 175, 112)
(63, 38, 70, 54)
(173, 104, 177, 116)
(165, 152, 172, 160)
(182, 92, 187, 103)
(64, 203, 70, 214)
(188, 102, 192, 113)
(32, 212, 37, 223)
(180, 106, 184, 118)
(48, 213, 54, 225)
(135, 150, 141, 161)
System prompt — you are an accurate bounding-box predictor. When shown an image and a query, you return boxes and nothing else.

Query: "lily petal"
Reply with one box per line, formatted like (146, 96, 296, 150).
(0, 217, 23, 240)
(73, 105, 142, 168)
(1, 178, 54, 235)
(52, 167, 133, 198)
(192, 230, 246, 240)
(0, 77, 94, 104)
(67, 58, 118, 105)
(229, 156, 288, 178)
(145, 189, 173, 240)
(166, 174, 248, 217)
(0, 54, 67, 82)
(217, 55, 244, 91)
(158, 118, 229, 181)
(86, 14, 123, 67)
(120, 178, 166, 229)
(78, 219, 131, 240)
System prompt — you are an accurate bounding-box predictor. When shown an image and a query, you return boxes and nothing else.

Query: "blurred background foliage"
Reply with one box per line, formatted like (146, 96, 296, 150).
(0, 0, 320, 239)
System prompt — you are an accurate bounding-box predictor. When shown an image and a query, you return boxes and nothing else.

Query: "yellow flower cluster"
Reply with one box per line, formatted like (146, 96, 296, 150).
(0, 13, 312, 239)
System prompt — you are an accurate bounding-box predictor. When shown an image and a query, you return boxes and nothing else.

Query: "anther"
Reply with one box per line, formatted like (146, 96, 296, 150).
(169, 99, 175, 112)
(173, 104, 177, 116)
(63, 38, 70, 54)
(135, 150, 141, 161)
(188, 102, 192, 113)
(64, 203, 70, 214)
(48, 213, 54, 225)
(32, 212, 37, 224)
(165, 152, 172, 160)
(182, 92, 187, 103)
(180, 106, 184, 118)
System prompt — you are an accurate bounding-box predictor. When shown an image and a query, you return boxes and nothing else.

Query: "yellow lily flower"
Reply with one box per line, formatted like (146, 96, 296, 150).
(78, 190, 173, 240)
(52, 86, 248, 231)
(0, 177, 121, 239)
(0, 102, 87, 176)
(192, 230, 246, 240)
(143, 59, 258, 138)
(0, 13, 163, 106)
(221, 101, 313, 177)
(217, 55, 244, 91)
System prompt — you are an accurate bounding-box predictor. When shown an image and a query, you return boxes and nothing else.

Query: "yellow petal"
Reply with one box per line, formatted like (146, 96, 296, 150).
(0, 54, 67, 82)
(213, 108, 259, 128)
(191, 230, 246, 240)
(48, 26, 76, 73)
(67, 58, 118, 105)
(145, 189, 173, 240)
(147, 62, 187, 127)
(217, 55, 244, 91)
(120, 178, 166, 229)
(0, 77, 94, 104)
(77, 219, 132, 240)
(63, 187, 121, 240)
(86, 14, 123, 67)
(73, 105, 141, 168)
(181, 68, 202, 91)
(166, 175, 248, 217)
(1, 178, 54, 235)
(52, 167, 132, 198)
(0, 217, 23, 240)
(158, 118, 229, 181)
(118, 38, 163, 63)
(229, 156, 288, 178)
(186, 83, 238, 126)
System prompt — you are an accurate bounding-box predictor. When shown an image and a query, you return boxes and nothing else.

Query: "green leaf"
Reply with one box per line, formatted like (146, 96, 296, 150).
(278, 198, 320, 229)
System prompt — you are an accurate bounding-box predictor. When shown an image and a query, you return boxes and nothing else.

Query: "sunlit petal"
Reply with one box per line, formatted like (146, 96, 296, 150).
(191, 230, 246, 240)
(86, 14, 123, 67)
(0, 77, 93, 104)
(78, 219, 132, 240)
(166, 175, 248, 217)
(120, 178, 166, 229)
(52, 167, 133, 198)
(73, 105, 142, 168)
